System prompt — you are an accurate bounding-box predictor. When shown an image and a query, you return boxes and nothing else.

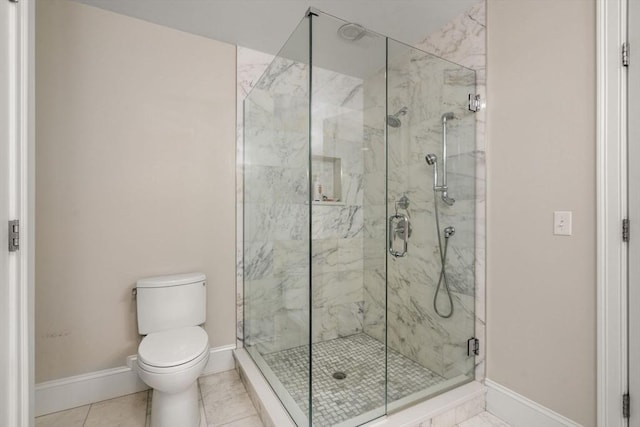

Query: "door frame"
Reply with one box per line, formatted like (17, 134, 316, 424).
(597, 0, 628, 426)
(627, 0, 640, 424)
(0, 0, 631, 426)
(2, 0, 34, 425)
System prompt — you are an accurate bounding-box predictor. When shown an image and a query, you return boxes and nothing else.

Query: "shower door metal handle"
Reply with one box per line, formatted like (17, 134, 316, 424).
(389, 214, 409, 257)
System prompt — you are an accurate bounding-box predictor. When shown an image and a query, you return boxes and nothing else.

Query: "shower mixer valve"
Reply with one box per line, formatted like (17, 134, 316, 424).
(389, 196, 411, 258)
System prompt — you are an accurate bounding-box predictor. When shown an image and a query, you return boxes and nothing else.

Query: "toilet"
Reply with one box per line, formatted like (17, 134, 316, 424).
(135, 273, 209, 427)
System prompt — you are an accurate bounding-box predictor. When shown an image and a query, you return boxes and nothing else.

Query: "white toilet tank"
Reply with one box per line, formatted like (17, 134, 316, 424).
(136, 272, 206, 335)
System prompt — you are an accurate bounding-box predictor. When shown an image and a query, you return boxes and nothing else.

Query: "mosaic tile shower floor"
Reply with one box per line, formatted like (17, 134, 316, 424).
(261, 333, 445, 426)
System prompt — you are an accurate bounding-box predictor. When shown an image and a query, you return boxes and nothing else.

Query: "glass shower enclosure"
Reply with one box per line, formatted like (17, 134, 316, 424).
(243, 9, 476, 427)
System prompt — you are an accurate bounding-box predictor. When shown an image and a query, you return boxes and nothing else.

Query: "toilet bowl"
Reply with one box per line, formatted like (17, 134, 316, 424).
(134, 273, 209, 427)
(137, 326, 209, 427)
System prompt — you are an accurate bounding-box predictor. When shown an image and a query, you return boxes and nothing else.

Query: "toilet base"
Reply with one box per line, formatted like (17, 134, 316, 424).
(150, 382, 200, 427)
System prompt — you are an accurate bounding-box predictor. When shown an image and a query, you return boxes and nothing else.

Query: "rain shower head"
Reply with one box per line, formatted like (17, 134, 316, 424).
(387, 106, 409, 128)
(337, 23, 367, 41)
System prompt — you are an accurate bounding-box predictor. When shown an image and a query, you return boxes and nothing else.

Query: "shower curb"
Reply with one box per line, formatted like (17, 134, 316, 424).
(235, 348, 297, 427)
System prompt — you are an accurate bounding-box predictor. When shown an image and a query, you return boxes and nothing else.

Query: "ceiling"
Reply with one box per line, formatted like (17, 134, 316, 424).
(72, 0, 478, 55)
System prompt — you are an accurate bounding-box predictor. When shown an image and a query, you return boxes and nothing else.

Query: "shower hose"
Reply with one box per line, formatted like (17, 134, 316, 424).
(433, 190, 454, 318)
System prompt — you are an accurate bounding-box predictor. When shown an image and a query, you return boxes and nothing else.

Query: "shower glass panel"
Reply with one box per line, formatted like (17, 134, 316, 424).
(310, 12, 387, 427)
(244, 9, 476, 427)
(385, 40, 476, 411)
(243, 17, 311, 426)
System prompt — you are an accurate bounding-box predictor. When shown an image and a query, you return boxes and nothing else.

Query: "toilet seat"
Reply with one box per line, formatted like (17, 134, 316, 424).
(138, 326, 209, 374)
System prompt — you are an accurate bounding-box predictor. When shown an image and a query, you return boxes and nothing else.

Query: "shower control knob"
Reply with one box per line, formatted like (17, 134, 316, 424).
(444, 226, 455, 238)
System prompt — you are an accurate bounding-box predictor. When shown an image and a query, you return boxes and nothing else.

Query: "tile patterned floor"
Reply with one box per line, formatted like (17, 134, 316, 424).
(35, 368, 511, 427)
(261, 333, 445, 426)
(35, 370, 262, 427)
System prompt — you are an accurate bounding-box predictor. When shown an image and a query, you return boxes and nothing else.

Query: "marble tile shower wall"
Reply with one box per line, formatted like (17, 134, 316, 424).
(413, 0, 486, 380)
(237, 47, 274, 348)
(365, 0, 485, 380)
(418, 0, 486, 382)
(239, 48, 367, 353)
(362, 47, 477, 381)
(237, 0, 486, 379)
(311, 110, 367, 343)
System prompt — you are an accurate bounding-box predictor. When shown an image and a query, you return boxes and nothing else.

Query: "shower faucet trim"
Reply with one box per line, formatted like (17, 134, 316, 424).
(440, 112, 455, 206)
(424, 113, 456, 206)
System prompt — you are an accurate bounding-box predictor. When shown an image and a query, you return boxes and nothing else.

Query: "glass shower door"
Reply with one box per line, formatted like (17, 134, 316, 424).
(309, 11, 388, 427)
(244, 9, 478, 426)
(385, 39, 477, 410)
(243, 17, 311, 426)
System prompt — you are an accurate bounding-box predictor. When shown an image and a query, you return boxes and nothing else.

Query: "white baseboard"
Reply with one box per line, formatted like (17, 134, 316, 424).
(35, 345, 236, 417)
(202, 344, 236, 375)
(35, 366, 148, 417)
(485, 379, 581, 427)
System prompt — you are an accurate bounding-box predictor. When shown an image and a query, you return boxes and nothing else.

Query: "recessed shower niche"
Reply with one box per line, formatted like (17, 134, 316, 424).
(243, 8, 478, 427)
(311, 155, 342, 204)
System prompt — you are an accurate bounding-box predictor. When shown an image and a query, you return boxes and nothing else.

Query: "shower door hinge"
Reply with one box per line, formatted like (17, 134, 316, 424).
(468, 94, 481, 112)
(623, 42, 629, 67)
(467, 337, 479, 357)
(8, 220, 19, 252)
(623, 393, 630, 418)
(623, 219, 630, 242)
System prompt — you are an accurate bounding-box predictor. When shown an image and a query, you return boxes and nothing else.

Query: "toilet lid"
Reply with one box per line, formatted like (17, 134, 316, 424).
(139, 326, 208, 368)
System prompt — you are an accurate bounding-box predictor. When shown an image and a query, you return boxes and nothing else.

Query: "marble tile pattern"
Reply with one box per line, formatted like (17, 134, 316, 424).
(361, 0, 486, 381)
(240, 42, 368, 354)
(35, 372, 263, 427)
(414, 0, 487, 382)
(415, 0, 487, 383)
(458, 412, 511, 427)
(35, 405, 91, 427)
(237, 47, 275, 348)
(238, 0, 487, 388)
(261, 333, 444, 427)
(35, 392, 149, 427)
(200, 370, 262, 426)
(36, 374, 505, 427)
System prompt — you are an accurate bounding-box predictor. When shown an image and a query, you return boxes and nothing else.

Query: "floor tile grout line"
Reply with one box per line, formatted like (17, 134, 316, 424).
(82, 403, 91, 427)
(199, 382, 209, 426)
(216, 412, 261, 427)
(145, 389, 152, 427)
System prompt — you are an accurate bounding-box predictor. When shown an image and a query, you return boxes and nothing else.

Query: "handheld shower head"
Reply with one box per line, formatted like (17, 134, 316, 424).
(441, 194, 456, 206)
(427, 153, 455, 206)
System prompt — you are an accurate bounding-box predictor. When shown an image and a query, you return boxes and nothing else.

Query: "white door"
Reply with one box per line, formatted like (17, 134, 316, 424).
(629, 0, 640, 424)
(1, 0, 32, 425)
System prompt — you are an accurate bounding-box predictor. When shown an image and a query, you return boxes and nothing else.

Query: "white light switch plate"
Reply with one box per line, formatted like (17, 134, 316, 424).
(554, 211, 572, 236)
